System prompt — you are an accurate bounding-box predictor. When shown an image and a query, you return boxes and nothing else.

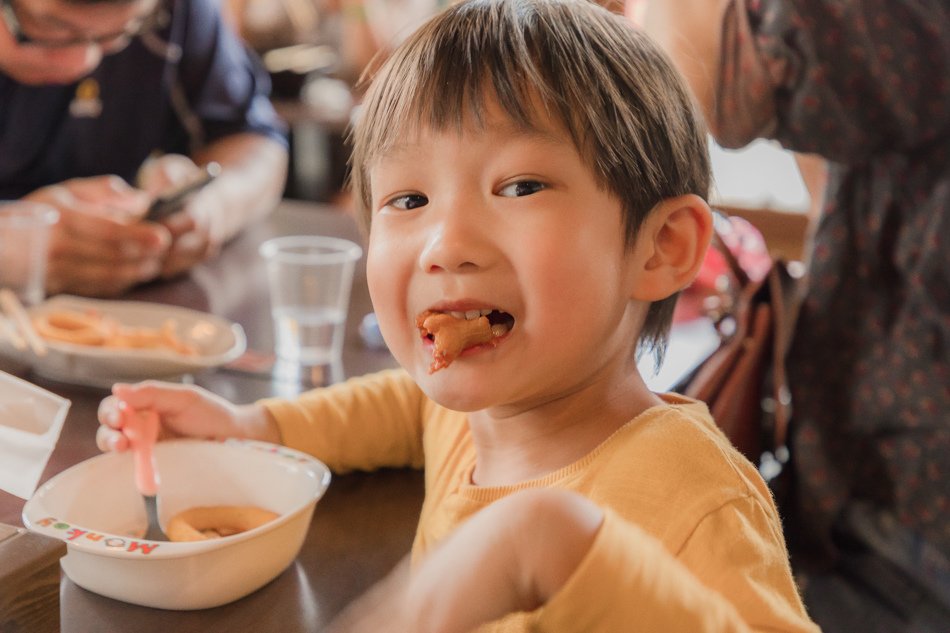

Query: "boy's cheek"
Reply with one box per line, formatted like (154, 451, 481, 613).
(365, 247, 412, 363)
(365, 234, 405, 303)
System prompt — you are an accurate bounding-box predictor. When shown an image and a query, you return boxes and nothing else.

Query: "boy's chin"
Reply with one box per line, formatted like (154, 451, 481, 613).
(413, 369, 494, 413)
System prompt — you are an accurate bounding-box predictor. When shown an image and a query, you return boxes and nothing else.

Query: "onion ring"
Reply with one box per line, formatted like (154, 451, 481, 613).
(31, 309, 197, 355)
(166, 505, 279, 541)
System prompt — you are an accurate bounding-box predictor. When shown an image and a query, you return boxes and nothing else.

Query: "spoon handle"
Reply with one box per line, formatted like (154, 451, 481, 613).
(119, 404, 161, 496)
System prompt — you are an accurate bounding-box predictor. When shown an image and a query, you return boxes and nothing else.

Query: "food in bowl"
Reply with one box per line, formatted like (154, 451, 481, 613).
(166, 505, 280, 541)
(23, 439, 331, 610)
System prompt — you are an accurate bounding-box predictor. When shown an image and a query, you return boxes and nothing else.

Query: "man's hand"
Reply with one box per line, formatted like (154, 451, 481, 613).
(25, 175, 171, 297)
(138, 153, 227, 279)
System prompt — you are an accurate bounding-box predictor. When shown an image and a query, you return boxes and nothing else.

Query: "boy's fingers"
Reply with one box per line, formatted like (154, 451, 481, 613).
(96, 395, 131, 452)
(95, 424, 129, 453)
(97, 395, 123, 429)
(112, 380, 200, 417)
(112, 381, 173, 410)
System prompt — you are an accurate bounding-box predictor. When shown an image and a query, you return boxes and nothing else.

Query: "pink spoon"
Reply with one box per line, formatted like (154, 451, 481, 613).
(119, 403, 167, 541)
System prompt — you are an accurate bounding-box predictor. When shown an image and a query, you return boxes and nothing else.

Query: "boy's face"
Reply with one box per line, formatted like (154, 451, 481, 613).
(0, 0, 157, 85)
(365, 101, 648, 413)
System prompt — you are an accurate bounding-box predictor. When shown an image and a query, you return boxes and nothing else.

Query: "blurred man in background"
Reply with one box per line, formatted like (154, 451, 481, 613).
(0, 0, 288, 297)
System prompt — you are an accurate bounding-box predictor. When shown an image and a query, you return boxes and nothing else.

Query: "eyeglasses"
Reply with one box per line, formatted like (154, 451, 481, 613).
(0, 0, 157, 50)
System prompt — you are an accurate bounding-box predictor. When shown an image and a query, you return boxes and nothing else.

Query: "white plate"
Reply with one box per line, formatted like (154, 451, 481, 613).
(0, 295, 246, 387)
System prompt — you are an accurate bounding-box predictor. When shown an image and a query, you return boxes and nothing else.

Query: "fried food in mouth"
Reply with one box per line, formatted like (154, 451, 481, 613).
(416, 309, 513, 373)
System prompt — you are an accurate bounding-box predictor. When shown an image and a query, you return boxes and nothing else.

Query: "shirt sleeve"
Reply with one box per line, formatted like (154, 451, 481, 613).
(535, 502, 819, 633)
(171, 0, 287, 148)
(714, 0, 950, 162)
(259, 369, 427, 473)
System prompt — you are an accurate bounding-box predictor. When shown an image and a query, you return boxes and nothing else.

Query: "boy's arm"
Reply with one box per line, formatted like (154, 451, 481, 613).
(403, 489, 603, 632)
(326, 489, 604, 633)
(330, 491, 818, 633)
(258, 369, 427, 473)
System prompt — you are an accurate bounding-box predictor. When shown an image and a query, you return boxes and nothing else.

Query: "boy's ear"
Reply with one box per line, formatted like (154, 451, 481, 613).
(628, 194, 713, 301)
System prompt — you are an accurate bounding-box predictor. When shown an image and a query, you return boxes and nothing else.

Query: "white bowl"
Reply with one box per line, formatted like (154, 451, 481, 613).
(22, 439, 331, 610)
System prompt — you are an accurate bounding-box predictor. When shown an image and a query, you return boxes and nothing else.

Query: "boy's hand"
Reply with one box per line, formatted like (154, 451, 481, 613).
(96, 381, 280, 452)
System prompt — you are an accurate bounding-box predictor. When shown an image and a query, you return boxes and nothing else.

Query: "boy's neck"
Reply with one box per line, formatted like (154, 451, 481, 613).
(467, 371, 665, 487)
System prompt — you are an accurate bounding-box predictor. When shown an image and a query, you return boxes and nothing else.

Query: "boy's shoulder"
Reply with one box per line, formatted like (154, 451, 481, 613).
(633, 393, 735, 452)
(601, 393, 730, 457)
(589, 395, 773, 525)
(619, 392, 743, 463)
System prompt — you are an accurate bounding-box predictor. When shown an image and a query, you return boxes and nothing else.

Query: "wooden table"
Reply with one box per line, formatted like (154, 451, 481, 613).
(0, 200, 423, 632)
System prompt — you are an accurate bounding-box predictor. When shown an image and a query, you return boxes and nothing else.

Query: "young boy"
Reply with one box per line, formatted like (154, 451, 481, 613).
(98, 0, 818, 630)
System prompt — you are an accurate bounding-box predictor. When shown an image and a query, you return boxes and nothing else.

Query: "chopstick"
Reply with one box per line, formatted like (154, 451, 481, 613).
(0, 288, 46, 357)
(0, 313, 26, 351)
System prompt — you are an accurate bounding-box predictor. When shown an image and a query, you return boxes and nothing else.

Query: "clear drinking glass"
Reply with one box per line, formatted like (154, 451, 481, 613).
(0, 201, 59, 306)
(259, 235, 363, 373)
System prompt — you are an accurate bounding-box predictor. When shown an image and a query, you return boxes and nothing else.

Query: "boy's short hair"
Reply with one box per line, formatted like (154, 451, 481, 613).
(350, 0, 710, 360)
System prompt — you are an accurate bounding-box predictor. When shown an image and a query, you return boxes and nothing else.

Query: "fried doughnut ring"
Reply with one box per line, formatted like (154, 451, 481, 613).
(416, 310, 495, 373)
(31, 310, 197, 355)
(32, 310, 115, 346)
(160, 320, 199, 355)
(166, 505, 280, 542)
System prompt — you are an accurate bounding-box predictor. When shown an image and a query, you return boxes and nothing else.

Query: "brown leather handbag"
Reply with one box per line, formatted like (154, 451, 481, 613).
(676, 226, 801, 476)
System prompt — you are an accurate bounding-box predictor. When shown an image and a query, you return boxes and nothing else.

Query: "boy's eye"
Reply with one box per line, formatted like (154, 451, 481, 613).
(498, 180, 546, 198)
(388, 194, 428, 210)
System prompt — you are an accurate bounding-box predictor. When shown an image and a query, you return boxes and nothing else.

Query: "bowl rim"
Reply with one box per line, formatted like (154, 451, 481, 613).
(22, 438, 331, 560)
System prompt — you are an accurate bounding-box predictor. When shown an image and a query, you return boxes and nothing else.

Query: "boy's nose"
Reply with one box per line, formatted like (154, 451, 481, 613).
(417, 209, 492, 273)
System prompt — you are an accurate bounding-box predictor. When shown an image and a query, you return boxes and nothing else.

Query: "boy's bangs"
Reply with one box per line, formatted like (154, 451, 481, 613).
(359, 16, 566, 162)
(352, 0, 615, 230)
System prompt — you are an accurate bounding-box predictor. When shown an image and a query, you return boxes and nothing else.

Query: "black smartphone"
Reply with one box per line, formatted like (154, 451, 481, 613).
(144, 162, 222, 222)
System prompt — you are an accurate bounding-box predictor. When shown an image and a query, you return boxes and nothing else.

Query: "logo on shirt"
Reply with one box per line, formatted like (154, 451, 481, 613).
(69, 78, 103, 118)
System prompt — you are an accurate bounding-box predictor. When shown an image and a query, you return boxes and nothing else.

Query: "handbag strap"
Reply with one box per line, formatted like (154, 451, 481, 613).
(709, 211, 804, 453)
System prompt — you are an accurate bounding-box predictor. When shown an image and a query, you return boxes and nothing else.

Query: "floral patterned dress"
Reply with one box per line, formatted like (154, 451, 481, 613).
(714, 1, 950, 629)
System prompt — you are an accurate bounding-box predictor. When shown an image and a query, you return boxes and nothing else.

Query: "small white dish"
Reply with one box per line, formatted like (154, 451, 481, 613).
(0, 295, 246, 387)
(23, 439, 332, 610)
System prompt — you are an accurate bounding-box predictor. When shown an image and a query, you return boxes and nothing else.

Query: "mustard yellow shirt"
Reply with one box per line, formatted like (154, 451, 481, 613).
(262, 369, 818, 632)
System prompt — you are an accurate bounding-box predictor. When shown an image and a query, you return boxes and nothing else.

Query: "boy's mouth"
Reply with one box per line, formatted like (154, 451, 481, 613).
(416, 309, 515, 373)
(435, 309, 515, 336)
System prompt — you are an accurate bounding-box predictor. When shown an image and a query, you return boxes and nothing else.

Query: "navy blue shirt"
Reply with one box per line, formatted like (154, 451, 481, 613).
(0, 0, 287, 199)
